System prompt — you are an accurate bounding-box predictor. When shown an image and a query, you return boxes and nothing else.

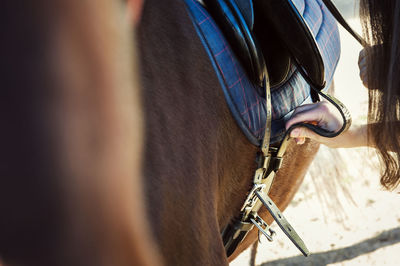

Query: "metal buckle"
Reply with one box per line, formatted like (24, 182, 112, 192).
(226, 144, 310, 257)
(241, 184, 265, 218)
(253, 167, 266, 184)
(250, 214, 275, 242)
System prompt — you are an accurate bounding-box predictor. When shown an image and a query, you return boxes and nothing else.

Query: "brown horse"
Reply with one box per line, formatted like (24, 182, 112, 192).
(0, 1, 160, 265)
(0, 0, 321, 264)
(138, 0, 321, 265)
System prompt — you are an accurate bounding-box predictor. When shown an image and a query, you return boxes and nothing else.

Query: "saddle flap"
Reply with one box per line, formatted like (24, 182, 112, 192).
(253, 11, 292, 88)
(203, 0, 325, 90)
(253, 0, 325, 89)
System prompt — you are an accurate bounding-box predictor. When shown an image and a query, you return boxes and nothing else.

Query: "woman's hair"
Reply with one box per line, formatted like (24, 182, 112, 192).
(360, 0, 400, 190)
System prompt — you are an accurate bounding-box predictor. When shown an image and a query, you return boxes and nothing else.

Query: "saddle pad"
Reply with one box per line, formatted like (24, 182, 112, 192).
(185, 0, 340, 145)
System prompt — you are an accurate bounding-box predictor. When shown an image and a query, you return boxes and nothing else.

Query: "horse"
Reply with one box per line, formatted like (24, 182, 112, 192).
(0, 1, 160, 265)
(137, 0, 340, 264)
(0, 0, 339, 264)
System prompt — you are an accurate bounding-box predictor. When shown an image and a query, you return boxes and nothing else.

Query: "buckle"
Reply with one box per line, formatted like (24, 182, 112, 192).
(250, 214, 275, 242)
(241, 184, 265, 218)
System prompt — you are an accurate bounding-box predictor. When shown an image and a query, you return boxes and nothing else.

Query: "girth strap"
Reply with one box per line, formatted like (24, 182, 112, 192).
(222, 74, 272, 256)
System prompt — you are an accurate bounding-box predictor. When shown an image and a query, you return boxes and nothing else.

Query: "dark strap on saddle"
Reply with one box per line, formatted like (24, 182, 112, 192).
(203, 0, 267, 88)
(321, 0, 367, 47)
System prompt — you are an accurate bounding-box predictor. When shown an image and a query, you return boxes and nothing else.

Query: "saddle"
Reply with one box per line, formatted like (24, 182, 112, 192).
(203, 0, 325, 98)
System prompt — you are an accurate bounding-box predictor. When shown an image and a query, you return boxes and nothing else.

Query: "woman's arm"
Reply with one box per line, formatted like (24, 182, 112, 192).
(285, 101, 371, 148)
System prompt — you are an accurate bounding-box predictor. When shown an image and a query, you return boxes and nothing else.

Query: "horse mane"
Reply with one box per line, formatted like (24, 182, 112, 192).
(0, 1, 160, 265)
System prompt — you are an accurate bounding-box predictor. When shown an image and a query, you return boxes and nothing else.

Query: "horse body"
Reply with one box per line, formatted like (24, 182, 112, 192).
(138, 0, 321, 264)
(0, 0, 334, 264)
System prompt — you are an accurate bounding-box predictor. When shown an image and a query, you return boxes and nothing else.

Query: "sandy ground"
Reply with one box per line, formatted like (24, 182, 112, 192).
(231, 8, 400, 266)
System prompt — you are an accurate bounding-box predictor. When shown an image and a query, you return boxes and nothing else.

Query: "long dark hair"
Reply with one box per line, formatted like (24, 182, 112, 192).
(360, 0, 400, 190)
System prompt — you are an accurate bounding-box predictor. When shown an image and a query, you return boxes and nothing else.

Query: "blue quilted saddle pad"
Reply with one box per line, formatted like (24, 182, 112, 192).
(185, 0, 340, 145)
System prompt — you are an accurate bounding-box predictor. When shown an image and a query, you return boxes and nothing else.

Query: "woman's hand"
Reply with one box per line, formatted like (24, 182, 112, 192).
(285, 102, 368, 148)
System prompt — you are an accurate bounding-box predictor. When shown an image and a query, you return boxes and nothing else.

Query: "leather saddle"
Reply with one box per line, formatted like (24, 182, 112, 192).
(203, 0, 325, 95)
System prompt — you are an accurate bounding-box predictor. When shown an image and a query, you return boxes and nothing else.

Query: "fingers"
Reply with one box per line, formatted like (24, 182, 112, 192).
(290, 103, 319, 117)
(285, 102, 345, 146)
(294, 137, 306, 145)
(290, 127, 321, 144)
(286, 105, 324, 130)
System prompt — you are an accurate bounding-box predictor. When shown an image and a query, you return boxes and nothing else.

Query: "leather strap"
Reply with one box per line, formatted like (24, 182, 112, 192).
(222, 74, 272, 256)
(321, 0, 367, 47)
(261, 76, 272, 155)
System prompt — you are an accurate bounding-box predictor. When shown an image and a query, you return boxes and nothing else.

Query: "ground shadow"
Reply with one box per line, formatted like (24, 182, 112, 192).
(259, 227, 400, 266)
